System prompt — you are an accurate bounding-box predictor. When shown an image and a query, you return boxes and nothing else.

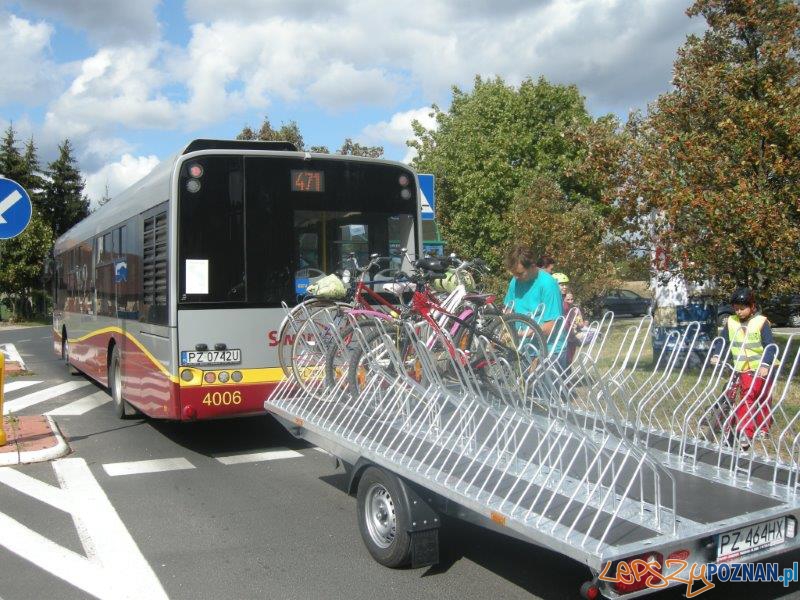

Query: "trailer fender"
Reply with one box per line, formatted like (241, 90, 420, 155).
(348, 459, 440, 532)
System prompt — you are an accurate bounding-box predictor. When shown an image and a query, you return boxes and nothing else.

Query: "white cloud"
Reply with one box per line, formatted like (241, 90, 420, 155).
(16, 0, 160, 45)
(177, 19, 406, 122)
(84, 154, 160, 208)
(307, 63, 401, 111)
(0, 14, 61, 105)
(361, 106, 438, 163)
(43, 45, 177, 140)
(180, 0, 702, 117)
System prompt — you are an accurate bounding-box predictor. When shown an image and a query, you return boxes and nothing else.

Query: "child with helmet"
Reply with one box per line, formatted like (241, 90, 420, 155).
(553, 272, 585, 367)
(711, 287, 777, 450)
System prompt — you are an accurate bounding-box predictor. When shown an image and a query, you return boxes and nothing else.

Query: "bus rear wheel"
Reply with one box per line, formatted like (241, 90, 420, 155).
(109, 346, 135, 419)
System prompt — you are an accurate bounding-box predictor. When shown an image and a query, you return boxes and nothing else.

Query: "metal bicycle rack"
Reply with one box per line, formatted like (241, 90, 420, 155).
(266, 305, 800, 598)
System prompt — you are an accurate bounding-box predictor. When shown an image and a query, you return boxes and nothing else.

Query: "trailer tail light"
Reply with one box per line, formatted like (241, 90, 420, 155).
(611, 552, 663, 595)
(668, 549, 690, 561)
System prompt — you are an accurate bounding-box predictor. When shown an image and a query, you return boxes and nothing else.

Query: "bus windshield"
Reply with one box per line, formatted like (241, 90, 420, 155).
(178, 155, 418, 307)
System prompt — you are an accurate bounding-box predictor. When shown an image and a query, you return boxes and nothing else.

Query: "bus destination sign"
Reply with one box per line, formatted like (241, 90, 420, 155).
(291, 169, 325, 192)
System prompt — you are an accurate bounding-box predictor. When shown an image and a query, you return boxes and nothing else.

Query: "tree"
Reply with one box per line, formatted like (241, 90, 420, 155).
(98, 182, 112, 206)
(237, 117, 305, 150)
(42, 139, 90, 237)
(338, 138, 383, 158)
(0, 124, 26, 183)
(612, 0, 800, 297)
(508, 175, 622, 301)
(236, 117, 380, 156)
(21, 137, 47, 213)
(409, 75, 618, 291)
(0, 210, 54, 320)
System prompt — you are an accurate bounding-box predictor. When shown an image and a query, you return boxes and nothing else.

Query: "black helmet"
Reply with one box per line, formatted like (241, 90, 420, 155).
(730, 287, 755, 306)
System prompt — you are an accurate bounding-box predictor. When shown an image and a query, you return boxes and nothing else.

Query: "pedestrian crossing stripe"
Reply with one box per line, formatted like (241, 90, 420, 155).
(2, 380, 42, 394)
(47, 391, 111, 416)
(3, 381, 93, 414)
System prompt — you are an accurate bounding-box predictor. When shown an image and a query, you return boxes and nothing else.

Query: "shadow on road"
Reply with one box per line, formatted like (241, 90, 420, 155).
(148, 413, 309, 456)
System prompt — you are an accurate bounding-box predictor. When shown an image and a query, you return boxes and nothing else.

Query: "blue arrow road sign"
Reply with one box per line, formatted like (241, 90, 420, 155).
(0, 178, 32, 240)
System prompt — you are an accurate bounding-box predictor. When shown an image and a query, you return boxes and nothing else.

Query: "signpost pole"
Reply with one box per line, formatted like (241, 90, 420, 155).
(0, 353, 6, 446)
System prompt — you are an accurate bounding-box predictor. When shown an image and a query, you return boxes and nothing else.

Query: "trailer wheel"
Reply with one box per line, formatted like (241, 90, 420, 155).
(356, 467, 412, 568)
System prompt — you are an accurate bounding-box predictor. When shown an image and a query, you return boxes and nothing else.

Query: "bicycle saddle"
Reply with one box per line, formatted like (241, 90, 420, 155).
(415, 258, 447, 273)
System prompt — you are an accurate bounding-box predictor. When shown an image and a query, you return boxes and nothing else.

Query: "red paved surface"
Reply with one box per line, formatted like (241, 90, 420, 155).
(0, 415, 60, 454)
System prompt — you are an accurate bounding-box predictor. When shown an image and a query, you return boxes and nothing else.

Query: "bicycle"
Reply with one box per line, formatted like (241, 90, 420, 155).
(277, 251, 410, 378)
(342, 258, 547, 400)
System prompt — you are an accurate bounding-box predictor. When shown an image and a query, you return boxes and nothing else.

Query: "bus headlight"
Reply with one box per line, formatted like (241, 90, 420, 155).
(231, 371, 243, 382)
(218, 371, 230, 383)
(186, 179, 201, 193)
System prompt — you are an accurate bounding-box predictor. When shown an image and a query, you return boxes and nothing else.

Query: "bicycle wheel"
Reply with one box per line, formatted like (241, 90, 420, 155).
(277, 299, 351, 378)
(471, 313, 548, 391)
(346, 324, 418, 396)
(324, 319, 380, 390)
(289, 305, 351, 396)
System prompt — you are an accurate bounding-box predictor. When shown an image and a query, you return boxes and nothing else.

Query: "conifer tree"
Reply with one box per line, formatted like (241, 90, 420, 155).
(21, 137, 46, 210)
(43, 139, 90, 237)
(0, 124, 26, 183)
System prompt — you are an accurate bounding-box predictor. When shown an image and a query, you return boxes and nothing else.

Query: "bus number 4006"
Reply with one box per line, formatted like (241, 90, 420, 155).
(202, 391, 242, 406)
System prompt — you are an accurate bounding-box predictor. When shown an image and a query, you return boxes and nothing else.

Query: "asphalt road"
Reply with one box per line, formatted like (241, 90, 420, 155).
(1, 325, 798, 600)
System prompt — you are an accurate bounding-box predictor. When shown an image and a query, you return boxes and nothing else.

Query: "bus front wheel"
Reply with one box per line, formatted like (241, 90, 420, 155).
(109, 346, 135, 419)
(62, 332, 78, 375)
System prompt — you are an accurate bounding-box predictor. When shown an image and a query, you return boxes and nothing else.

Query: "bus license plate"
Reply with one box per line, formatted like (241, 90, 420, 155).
(181, 349, 241, 366)
(717, 517, 791, 562)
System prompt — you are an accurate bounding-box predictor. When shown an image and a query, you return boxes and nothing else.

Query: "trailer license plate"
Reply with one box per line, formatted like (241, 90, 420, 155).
(717, 517, 792, 562)
(180, 349, 241, 366)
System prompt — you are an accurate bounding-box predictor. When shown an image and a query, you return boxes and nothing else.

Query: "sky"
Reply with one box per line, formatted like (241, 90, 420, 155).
(0, 0, 705, 207)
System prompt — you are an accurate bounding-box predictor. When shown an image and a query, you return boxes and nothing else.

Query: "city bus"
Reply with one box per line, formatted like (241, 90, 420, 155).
(53, 139, 421, 420)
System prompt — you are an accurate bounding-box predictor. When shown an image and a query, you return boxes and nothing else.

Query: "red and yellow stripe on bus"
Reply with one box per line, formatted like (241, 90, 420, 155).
(53, 327, 283, 420)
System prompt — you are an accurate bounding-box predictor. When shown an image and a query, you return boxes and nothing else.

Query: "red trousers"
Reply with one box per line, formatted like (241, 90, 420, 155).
(732, 371, 773, 439)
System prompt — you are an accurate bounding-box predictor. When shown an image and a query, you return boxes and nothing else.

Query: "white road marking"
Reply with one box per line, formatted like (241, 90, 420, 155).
(3, 381, 93, 414)
(0, 457, 168, 599)
(2, 380, 42, 394)
(17, 338, 31, 343)
(47, 391, 111, 416)
(0, 467, 71, 512)
(103, 457, 195, 477)
(214, 448, 303, 465)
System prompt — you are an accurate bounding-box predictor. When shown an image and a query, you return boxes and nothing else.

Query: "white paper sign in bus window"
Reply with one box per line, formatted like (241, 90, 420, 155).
(185, 259, 209, 294)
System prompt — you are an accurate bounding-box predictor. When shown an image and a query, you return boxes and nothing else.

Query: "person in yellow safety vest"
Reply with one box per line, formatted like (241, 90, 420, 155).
(712, 287, 777, 450)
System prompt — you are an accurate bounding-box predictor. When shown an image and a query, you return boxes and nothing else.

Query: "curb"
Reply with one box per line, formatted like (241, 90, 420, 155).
(0, 342, 27, 373)
(0, 415, 70, 467)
